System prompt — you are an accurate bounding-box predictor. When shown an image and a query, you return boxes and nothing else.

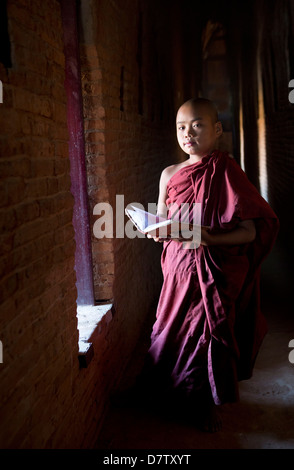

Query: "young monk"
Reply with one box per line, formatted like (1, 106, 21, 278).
(142, 97, 279, 432)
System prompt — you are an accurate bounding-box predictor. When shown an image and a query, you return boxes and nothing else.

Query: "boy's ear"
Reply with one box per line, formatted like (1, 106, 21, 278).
(215, 121, 223, 137)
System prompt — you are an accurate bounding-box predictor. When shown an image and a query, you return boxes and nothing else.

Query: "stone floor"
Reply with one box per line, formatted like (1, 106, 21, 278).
(96, 244, 294, 450)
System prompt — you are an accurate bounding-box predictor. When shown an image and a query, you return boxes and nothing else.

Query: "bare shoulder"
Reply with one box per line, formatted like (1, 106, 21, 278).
(161, 161, 187, 184)
(157, 161, 188, 209)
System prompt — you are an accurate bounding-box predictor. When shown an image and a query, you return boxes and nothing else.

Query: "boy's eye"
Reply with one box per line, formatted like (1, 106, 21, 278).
(193, 123, 201, 128)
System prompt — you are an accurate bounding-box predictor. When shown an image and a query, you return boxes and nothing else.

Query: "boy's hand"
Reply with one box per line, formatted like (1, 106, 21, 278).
(146, 234, 164, 242)
(146, 223, 173, 242)
(146, 220, 183, 242)
(200, 226, 213, 246)
(146, 221, 201, 243)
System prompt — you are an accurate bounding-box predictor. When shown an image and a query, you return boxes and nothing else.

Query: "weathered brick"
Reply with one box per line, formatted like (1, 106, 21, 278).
(24, 177, 48, 200)
(0, 108, 21, 135)
(54, 140, 69, 158)
(14, 200, 40, 225)
(0, 272, 19, 303)
(53, 157, 70, 176)
(0, 208, 17, 232)
(52, 102, 67, 125)
(5, 178, 27, 205)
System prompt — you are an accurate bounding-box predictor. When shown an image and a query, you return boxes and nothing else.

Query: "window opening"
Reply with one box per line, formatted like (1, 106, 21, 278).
(60, 0, 94, 307)
(60, 0, 112, 366)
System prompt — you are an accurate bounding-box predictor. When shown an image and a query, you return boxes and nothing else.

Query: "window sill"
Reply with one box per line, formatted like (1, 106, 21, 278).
(77, 303, 113, 368)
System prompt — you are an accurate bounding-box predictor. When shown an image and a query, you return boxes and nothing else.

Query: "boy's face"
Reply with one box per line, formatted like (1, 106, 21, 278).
(176, 102, 222, 157)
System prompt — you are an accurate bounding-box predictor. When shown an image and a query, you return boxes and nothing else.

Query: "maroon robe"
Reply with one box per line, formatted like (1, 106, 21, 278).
(146, 150, 279, 406)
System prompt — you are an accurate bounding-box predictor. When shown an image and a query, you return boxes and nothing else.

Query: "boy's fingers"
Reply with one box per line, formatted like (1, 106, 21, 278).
(146, 234, 163, 242)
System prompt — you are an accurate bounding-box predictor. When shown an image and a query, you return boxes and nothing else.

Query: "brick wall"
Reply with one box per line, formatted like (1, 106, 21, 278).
(0, 0, 81, 448)
(0, 0, 189, 449)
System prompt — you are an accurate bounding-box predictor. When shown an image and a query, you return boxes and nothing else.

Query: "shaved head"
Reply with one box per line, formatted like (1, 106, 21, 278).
(177, 98, 219, 124)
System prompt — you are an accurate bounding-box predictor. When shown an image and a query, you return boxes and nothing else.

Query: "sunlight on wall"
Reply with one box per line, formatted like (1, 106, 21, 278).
(239, 97, 245, 171)
(257, 56, 269, 201)
(239, 64, 245, 171)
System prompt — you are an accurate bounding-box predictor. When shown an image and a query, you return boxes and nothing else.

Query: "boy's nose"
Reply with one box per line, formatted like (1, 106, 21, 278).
(185, 128, 194, 138)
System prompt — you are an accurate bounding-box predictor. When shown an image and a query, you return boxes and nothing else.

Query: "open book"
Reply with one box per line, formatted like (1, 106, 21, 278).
(125, 205, 172, 234)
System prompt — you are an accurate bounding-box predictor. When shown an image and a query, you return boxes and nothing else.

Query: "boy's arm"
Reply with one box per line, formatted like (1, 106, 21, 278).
(147, 168, 170, 242)
(201, 219, 256, 246)
(148, 219, 256, 245)
(156, 168, 169, 218)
